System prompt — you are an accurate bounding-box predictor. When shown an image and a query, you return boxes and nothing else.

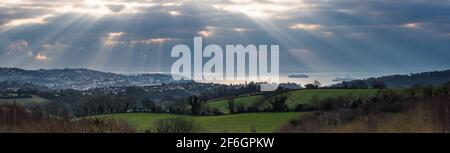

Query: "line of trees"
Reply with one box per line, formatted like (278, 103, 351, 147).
(224, 91, 291, 114)
(0, 103, 135, 133)
(331, 79, 387, 89)
(6, 82, 262, 118)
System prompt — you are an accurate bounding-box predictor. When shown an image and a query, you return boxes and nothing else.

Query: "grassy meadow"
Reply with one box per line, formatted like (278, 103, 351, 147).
(207, 89, 379, 113)
(0, 95, 50, 104)
(92, 112, 305, 133)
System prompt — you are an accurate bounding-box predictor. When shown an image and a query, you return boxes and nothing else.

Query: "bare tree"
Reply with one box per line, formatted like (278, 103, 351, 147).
(227, 97, 235, 114)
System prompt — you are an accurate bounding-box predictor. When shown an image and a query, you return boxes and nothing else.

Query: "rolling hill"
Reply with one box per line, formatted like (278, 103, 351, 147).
(206, 89, 379, 114)
(333, 69, 450, 88)
(0, 67, 178, 90)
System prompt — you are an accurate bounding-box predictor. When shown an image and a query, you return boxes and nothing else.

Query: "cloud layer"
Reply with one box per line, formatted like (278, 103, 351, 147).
(0, 0, 449, 74)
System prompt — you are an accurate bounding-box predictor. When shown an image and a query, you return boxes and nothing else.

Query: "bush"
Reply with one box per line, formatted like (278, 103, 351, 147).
(153, 117, 202, 133)
(304, 84, 317, 89)
(294, 104, 316, 112)
(377, 89, 401, 102)
(270, 94, 289, 111)
(371, 80, 387, 89)
(199, 106, 223, 115)
(444, 82, 450, 95)
(349, 80, 369, 89)
(315, 98, 338, 111)
(212, 108, 224, 115)
(236, 105, 247, 113)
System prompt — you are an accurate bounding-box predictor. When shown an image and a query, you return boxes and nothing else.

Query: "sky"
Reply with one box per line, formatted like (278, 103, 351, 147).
(0, 0, 450, 77)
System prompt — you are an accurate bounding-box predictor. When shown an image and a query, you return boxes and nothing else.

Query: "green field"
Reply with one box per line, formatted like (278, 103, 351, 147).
(91, 89, 378, 132)
(207, 89, 379, 113)
(92, 112, 304, 133)
(0, 95, 50, 104)
(207, 95, 264, 113)
(285, 89, 379, 107)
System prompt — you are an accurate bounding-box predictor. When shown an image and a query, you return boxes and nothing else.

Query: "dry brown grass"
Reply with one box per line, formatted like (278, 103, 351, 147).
(279, 96, 450, 133)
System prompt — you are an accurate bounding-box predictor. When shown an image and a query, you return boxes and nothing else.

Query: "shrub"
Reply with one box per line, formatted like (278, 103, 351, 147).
(349, 80, 369, 89)
(294, 104, 316, 112)
(153, 117, 202, 133)
(371, 80, 387, 89)
(270, 94, 288, 112)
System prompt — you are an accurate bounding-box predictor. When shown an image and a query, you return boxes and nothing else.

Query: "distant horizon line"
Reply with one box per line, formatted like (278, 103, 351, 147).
(2, 66, 450, 76)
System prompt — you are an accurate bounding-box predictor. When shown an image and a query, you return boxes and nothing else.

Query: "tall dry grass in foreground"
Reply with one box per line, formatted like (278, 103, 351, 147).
(0, 104, 135, 133)
(279, 96, 450, 133)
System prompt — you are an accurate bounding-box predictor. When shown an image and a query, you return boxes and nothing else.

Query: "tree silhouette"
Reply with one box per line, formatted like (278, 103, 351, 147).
(372, 80, 387, 89)
(227, 97, 235, 114)
(188, 96, 202, 115)
(270, 94, 288, 111)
